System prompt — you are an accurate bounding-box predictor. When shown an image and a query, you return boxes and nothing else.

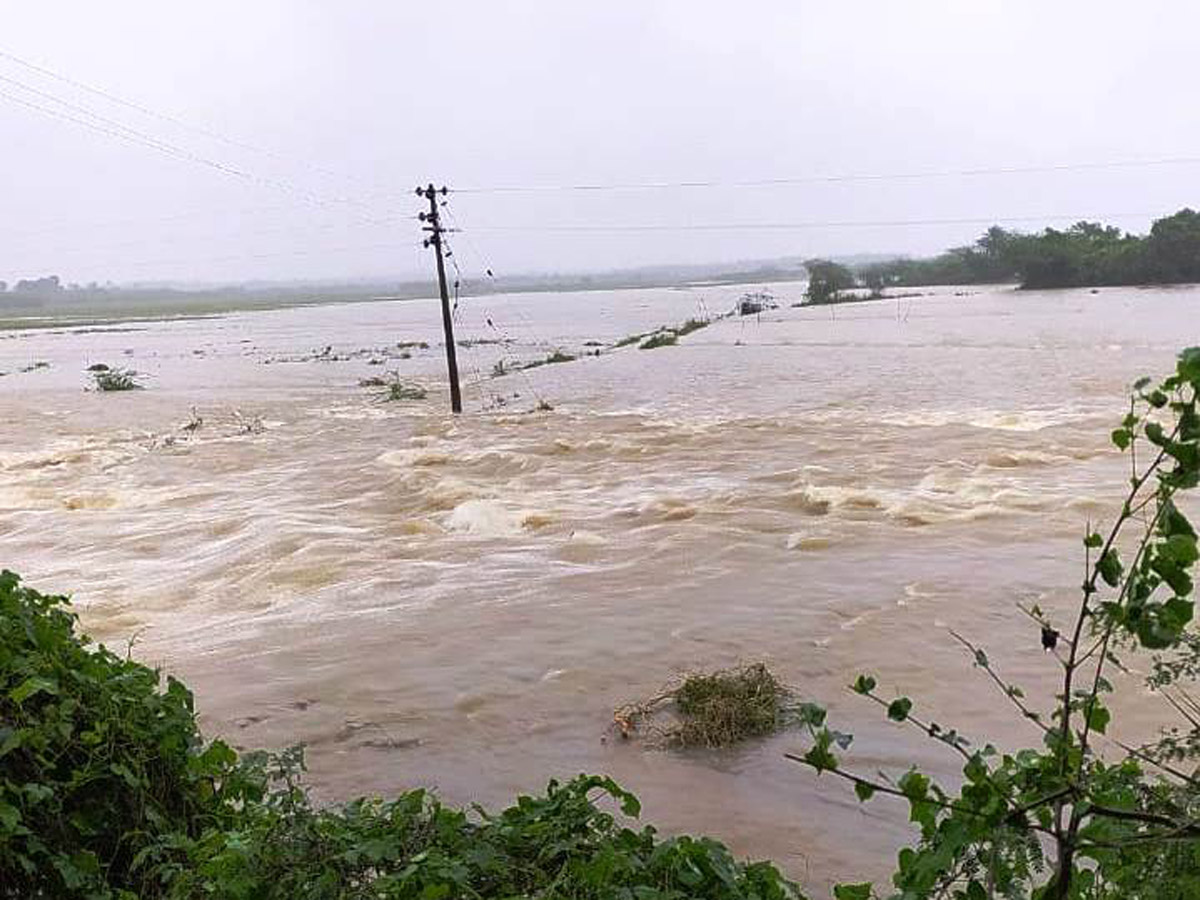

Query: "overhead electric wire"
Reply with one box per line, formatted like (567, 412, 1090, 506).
(437, 204, 550, 409)
(451, 157, 1200, 194)
(0, 76, 395, 219)
(458, 211, 1164, 234)
(0, 46, 397, 195)
(0, 85, 255, 181)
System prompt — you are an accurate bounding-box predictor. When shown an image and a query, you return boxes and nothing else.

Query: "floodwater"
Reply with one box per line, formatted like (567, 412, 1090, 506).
(2, 281, 1198, 892)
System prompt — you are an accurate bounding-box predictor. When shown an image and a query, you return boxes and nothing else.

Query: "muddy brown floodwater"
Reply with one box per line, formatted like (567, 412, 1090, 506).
(2, 281, 1198, 893)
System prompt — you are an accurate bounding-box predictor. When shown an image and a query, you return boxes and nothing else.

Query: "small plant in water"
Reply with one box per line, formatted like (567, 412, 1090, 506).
(91, 367, 143, 391)
(386, 380, 427, 401)
(614, 663, 798, 748)
(639, 331, 678, 350)
(675, 317, 710, 337)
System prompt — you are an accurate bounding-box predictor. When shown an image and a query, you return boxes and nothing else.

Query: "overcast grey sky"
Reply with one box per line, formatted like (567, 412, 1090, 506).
(3, 1, 1199, 285)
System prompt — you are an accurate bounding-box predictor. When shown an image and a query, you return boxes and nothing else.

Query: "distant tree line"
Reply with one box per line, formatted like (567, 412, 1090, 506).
(0, 275, 64, 294)
(851, 207, 1200, 291)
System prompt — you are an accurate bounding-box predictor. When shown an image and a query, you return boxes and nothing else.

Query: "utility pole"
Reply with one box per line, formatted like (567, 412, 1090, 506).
(417, 183, 462, 414)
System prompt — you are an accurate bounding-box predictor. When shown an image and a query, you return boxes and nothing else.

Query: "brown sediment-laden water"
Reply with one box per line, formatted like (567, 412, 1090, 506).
(2, 281, 1198, 892)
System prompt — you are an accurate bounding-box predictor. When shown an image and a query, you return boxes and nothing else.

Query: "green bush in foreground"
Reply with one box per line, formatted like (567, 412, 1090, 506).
(0, 570, 800, 899)
(0, 570, 255, 898)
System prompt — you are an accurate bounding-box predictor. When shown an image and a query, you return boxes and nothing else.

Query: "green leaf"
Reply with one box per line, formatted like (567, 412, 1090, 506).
(1097, 549, 1123, 587)
(1111, 428, 1131, 450)
(898, 769, 930, 802)
(887, 697, 913, 722)
(803, 730, 838, 773)
(1085, 702, 1111, 735)
(852, 674, 877, 695)
(0, 800, 21, 831)
(1161, 501, 1196, 538)
(1164, 533, 1199, 566)
(1162, 596, 1194, 630)
(1084, 532, 1103, 549)
(1179, 346, 1200, 384)
(963, 753, 988, 784)
(854, 781, 875, 802)
(9, 676, 57, 704)
(796, 702, 827, 728)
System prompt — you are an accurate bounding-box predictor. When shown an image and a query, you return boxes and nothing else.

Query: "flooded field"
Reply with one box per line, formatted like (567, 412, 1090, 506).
(2, 281, 1198, 891)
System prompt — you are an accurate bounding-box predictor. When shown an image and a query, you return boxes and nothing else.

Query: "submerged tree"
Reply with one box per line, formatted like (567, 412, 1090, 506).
(792, 346, 1200, 899)
(804, 259, 856, 304)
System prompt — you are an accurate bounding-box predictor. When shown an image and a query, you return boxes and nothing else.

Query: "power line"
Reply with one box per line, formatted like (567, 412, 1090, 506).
(450, 157, 1200, 194)
(0, 46, 394, 194)
(0, 85, 255, 181)
(0, 77, 395, 218)
(458, 211, 1164, 234)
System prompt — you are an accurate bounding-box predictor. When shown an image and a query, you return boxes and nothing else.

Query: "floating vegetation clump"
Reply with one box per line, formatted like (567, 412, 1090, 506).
(386, 381, 427, 401)
(614, 663, 797, 748)
(91, 367, 143, 391)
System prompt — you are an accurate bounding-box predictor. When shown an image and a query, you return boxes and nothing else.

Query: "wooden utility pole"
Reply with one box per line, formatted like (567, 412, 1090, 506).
(417, 183, 462, 414)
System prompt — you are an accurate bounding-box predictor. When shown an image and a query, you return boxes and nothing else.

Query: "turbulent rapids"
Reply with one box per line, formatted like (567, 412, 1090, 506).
(2, 280, 1198, 891)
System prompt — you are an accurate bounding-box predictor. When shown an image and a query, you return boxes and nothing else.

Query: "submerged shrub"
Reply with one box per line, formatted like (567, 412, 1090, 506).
(639, 331, 678, 350)
(674, 318, 710, 337)
(386, 381, 427, 401)
(615, 663, 799, 748)
(91, 367, 143, 391)
(674, 663, 791, 747)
